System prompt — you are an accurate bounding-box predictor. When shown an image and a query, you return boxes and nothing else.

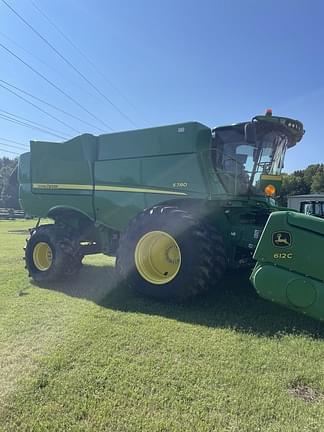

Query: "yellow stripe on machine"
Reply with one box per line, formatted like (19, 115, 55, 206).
(32, 183, 187, 196)
(33, 183, 93, 190)
(95, 185, 187, 195)
(260, 174, 282, 181)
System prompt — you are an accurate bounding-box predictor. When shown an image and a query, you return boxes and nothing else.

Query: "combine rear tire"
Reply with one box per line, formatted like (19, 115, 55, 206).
(116, 206, 226, 300)
(25, 225, 81, 283)
(204, 224, 227, 282)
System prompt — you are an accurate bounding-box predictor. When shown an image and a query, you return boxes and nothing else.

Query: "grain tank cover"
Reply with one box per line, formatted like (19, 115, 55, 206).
(97, 122, 211, 160)
(31, 133, 97, 189)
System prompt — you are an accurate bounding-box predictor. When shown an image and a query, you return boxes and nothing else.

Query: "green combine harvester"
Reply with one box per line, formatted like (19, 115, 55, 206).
(17, 110, 324, 321)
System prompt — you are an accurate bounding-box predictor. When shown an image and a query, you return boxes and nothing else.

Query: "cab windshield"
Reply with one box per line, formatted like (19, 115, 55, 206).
(212, 126, 289, 195)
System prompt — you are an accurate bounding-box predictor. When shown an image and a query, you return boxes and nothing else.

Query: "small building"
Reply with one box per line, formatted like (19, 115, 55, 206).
(287, 194, 324, 214)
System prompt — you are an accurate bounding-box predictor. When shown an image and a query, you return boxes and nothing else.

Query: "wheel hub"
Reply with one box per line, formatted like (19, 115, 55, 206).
(134, 231, 181, 284)
(33, 242, 53, 271)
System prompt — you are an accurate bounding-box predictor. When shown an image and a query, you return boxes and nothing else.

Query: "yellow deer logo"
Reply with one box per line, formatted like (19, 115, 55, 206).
(272, 232, 291, 247)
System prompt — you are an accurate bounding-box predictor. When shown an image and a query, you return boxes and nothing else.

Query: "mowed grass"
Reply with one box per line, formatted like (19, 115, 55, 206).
(1, 220, 324, 431)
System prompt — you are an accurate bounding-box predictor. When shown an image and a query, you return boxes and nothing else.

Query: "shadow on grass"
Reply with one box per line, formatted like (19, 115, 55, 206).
(35, 264, 324, 339)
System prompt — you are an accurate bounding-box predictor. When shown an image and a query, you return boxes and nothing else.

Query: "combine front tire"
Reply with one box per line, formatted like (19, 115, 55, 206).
(116, 206, 225, 300)
(25, 225, 81, 283)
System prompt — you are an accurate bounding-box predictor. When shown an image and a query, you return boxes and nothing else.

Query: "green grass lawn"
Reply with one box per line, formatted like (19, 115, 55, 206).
(1, 219, 324, 431)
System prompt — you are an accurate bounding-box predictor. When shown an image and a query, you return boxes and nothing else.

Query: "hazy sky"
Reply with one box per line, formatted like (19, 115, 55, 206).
(0, 0, 323, 172)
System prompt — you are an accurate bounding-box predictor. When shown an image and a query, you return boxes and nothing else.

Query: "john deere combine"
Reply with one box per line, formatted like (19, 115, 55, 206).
(17, 110, 324, 321)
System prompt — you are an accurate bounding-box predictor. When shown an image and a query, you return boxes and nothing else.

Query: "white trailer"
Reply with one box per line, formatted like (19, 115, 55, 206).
(288, 194, 324, 217)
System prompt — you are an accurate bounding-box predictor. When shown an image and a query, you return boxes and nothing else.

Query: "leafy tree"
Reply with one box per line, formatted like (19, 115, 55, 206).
(279, 172, 309, 205)
(311, 165, 324, 192)
(279, 163, 324, 205)
(304, 164, 321, 187)
(282, 173, 309, 196)
(0, 157, 19, 208)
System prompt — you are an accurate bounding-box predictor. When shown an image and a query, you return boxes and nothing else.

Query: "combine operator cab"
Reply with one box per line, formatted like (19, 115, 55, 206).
(211, 110, 304, 197)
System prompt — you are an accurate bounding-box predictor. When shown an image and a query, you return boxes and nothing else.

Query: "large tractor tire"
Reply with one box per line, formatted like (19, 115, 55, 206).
(25, 224, 82, 283)
(116, 205, 226, 300)
(204, 223, 227, 281)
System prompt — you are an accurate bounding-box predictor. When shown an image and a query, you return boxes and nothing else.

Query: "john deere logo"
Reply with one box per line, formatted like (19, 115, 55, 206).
(272, 231, 291, 247)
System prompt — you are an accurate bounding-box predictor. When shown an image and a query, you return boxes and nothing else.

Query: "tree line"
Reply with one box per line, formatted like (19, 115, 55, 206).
(1, 157, 324, 209)
(280, 164, 324, 205)
(0, 157, 19, 208)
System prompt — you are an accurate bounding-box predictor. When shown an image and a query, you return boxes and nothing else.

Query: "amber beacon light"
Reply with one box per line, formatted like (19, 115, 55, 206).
(264, 184, 276, 197)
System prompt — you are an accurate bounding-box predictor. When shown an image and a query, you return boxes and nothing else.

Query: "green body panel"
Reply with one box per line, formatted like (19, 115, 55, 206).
(94, 122, 214, 229)
(20, 122, 217, 227)
(97, 122, 211, 160)
(20, 184, 95, 220)
(250, 211, 324, 321)
(31, 133, 96, 187)
(26, 134, 97, 220)
(94, 153, 209, 229)
(203, 196, 277, 266)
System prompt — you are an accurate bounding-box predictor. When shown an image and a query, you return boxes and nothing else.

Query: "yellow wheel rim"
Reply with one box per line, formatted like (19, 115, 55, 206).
(134, 231, 181, 285)
(33, 242, 53, 271)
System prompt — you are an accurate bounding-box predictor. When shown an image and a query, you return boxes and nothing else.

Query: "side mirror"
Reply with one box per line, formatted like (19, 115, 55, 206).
(244, 123, 257, 144)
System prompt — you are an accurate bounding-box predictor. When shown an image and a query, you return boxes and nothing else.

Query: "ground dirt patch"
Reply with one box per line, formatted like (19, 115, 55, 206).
(288, 380, 324, 403)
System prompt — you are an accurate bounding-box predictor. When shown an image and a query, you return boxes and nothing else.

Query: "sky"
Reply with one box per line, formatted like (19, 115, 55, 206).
(0, 0, 323, 172)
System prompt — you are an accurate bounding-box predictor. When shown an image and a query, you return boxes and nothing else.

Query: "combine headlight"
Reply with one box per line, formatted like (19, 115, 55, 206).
(264, 184, 276, 197)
